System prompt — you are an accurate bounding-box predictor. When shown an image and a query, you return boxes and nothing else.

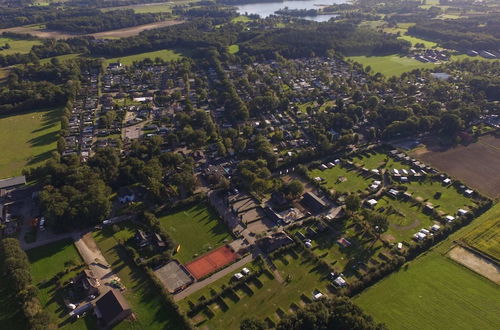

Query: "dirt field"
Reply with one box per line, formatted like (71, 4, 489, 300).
(410, 135, 500, 198)
(185, 245, 237, 280)
(0, 20, 184, 39)
(448, 246, 500, 284)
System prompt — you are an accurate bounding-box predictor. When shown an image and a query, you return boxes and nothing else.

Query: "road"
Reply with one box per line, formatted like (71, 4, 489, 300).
(173, 254, 254, 301)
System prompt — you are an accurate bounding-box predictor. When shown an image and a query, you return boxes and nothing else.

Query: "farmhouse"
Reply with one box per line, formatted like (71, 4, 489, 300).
(95, 289, 132, 327)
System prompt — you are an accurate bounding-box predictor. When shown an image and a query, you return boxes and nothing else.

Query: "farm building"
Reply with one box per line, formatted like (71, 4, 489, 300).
(94, 289, 132, 327)
(301, 192, 327, 213)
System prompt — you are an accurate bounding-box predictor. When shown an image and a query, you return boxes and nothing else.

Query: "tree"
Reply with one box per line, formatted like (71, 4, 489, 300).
(345, 194, 361, 212)
(241, 318, 267, 330)
(282, 179, 304, 199)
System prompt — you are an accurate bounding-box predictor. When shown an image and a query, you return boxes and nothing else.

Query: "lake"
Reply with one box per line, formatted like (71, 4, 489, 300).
(236, 0, 348, 21)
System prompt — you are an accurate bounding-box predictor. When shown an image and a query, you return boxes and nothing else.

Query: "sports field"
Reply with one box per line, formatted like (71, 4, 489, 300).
(103, 49, 183, 66)
(410, 135, 500, 198)
(347, 54, 435, 77)
(185, 245, 237, 279)
(355, 251, 500, 329)
(0, 107, 61, 178)
(158, 204, 232, 263)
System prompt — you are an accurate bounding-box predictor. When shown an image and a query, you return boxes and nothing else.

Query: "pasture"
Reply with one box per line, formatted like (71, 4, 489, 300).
(410, 134, 500, 198)
(309, 164, 371, 194)
(0, 107, 61, 179)
(158, 204, 232, 263)
(347, 54, 435, 77)
(0, 37, 41, 55)
(94, 222, 185, 330)
(184, 248, 330, 328)
(103, 49, 183, 66)
(355, 251, 500, 330)
(27, 239, 91, 329)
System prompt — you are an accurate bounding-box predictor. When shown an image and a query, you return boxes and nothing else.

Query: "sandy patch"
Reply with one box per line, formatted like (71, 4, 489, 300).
(448, 245, 500, 284)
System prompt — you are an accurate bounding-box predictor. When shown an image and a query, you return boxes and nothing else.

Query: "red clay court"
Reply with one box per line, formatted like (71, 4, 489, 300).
(185, 245, 237, 280)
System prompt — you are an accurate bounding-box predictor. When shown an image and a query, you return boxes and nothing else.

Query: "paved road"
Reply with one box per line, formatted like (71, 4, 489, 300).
(173, 254, 254, 301)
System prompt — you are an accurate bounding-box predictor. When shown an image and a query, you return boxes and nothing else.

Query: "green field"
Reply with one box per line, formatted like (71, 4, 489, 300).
(404, 179, 476, 215)
(27, 239, 92, 329)
(94, 222, 184, 330)
(355, 251, 500, 329)
(103, 49, 183, 66)
(352, 152, 410, 170)
(39, 53, 81, 64)
(158, 204, 232, 263)
(0, 107, 61, 178)
(102, 1, 195, 14)
(0, 37, 41, 55)
(231, 16, 252, 23)
(228, 44, 239, 54)
(398, 34, 438, 48)
(185, 248, 330, 328)
(310, 164, 371, 194)
(347, 55, 435, 77)
(463, 203, 500, 260)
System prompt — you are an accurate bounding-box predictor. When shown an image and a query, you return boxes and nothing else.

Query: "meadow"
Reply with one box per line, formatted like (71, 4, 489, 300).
(27, 239, 92, 329)
(347, 54, 435, 77)
(0, 37, 41, 55)
(309, 164, 371, 194)
(184, 248, 331, 328)
(355, 251, 500, 329)
(94, 222, 184, 330)
(0, 107, 61, 178)
(103, 49, 183, 66)
(158, 204, 232, 263)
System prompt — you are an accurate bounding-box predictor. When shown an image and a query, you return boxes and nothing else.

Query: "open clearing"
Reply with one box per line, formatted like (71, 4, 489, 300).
(410, 135, 500, 199)
(0, 37, 41, 55)
(159, 204, 232, 264)
(448, 246, 500, 284)
(347, 54, 435, 77)
(0, 20, 184, 39)
(0, 107, 61, 179)
(103, 49, 183, 66)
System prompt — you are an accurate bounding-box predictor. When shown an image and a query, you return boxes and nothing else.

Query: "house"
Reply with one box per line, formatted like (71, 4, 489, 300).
(0, 176, 26, 191)
(442, 178, 451, 185)
(444, 215, 455, 223)
(365, 199, 378, 208)
(457, 209, 468, 216)
(301, 192, 327, 213)
(333, 276, 347, 287)
(464, 189, 473, 197)
(73, 269, 100, 298)
(258, 232, 294, 253)
(94, 289, 132, 327)
(388, 189, 400, 198)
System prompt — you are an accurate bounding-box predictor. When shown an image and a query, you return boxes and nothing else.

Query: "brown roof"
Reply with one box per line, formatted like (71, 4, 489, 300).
(95, 289, 130, 325)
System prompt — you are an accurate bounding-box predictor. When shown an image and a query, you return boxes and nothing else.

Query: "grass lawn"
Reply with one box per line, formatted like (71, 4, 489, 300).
(463, 203, 500, 260)
(27, 239, 93, 329)
(450, 54, 500, 62)
(310, 165, 371, 194)
(158, 204, 232, 263)
(39, 53, 81, 64)
(352, 152, 410, 170)
(0, 107, 61, 178)
(189, 248, 330, 328)
(355, 251, 500, 329)
(103, 49, 183, 66)
(231, 16, 252, 23)
(376, 196, 437, 242)
(228, 44, 239, 54)
(94, 222, 184, 330)
(347, 54, 435, 77)
(0, 37, 41, 55)
(102, 1, 195, 13)
(398, 34, 438, 48)
(403, 179, 476, 215)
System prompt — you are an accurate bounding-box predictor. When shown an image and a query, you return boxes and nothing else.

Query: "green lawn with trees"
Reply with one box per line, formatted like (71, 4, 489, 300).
(158, 203, 232, 263)
(0, 107, 61, 178)
(0, 37, 41, 55)
(309, 165, 371, 194)
(93, 222, 185, 330)
(352, 152, 410, 170)
(103, 49, 183, 66)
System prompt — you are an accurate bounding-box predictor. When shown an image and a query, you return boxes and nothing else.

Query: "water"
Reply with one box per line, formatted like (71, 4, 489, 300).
(235, 0, 348, 22)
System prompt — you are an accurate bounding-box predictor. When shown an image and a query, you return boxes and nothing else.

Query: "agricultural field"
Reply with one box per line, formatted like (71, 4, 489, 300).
(347, 54, 435, 77)
(103, 49, 183, 66)
(309, 164, 372, 194)
(463, 203, 500, 261)
(183, 248, 331, 328)
(403, 179, 476, 215)
(93, 222, 184, 330)
(0, 107, 61, 179)
(355, 251, 500, 330)
(410, 135, 500, 199)
(0, 37, 41, 55)
(27, 239, 92, 329)
(158, 204, 232, 263)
